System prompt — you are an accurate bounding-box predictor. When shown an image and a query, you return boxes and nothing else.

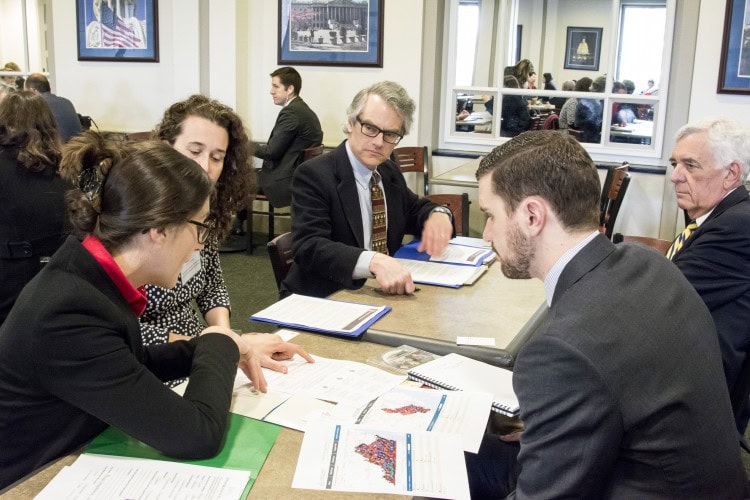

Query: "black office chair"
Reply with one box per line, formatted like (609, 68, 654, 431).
(599, 163, 631, 239)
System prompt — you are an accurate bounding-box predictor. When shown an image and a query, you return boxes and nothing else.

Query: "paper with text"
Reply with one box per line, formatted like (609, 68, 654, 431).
(396, 258, 487, 287)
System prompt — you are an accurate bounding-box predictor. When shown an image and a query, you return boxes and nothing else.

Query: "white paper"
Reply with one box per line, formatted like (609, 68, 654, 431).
(328, 385, 492, 453)
(179, 251, 201, 283)
(263, 394, 337, 431)
(450, 236, 491, 248)
(273, 328, 300, 342)
(292, 422, 470, 499)
(252, 294, 388, 334)
(456, 336, 496, 346)
(396, 258, 488, 287)
(429, 244, 494, 266)
(35, 454, 249, 500)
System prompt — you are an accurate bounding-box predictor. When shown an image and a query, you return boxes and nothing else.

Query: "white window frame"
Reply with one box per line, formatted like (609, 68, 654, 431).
(438, 0, 676, 167)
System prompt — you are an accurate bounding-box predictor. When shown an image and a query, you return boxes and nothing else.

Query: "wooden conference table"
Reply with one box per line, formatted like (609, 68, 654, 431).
(4, 266, 545, 499)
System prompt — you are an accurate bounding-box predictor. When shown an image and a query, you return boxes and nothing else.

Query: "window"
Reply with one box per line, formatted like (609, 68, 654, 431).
(439, 0, 675, 164)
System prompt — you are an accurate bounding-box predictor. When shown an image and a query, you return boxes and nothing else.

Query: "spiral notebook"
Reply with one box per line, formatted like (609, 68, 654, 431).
(407, 353, 519, 417)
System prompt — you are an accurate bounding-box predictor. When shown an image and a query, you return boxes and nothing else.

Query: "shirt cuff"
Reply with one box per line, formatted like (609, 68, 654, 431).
(353, 250, 377, 279)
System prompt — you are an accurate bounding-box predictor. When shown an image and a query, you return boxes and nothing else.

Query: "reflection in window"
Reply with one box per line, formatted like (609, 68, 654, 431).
(616, 2, 667, 94)
(455, 1, 480, 86)
(610, 102, 654, 145)
(454, 92, 494, 134)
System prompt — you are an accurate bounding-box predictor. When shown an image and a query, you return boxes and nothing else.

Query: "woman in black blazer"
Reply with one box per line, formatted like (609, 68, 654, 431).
(0, 132, 311, 488)
(0, 91, 70, 326)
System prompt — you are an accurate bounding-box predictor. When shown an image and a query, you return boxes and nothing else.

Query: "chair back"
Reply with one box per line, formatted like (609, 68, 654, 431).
(543, 113, 559, 130)
(567, 127, 583, 142)
(302, 144, 324, 162)
(126, 131, 153, 142)
(266, 232, 294, 291)
(391, 146, 429, 196)
(425, 193, 471, 236)
(612, 234, 672, 255)
(529, 115, 545, 131)
(599, 170, 631, 238)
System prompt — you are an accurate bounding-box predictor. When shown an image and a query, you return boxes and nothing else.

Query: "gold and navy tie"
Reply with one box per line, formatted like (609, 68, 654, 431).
(370, 170, 388, 254)
(666, 221, 698, 260)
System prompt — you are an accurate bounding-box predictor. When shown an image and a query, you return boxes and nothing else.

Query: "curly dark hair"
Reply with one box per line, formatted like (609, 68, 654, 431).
(0, 91, 62, 172)
(153, 95, 255, 241)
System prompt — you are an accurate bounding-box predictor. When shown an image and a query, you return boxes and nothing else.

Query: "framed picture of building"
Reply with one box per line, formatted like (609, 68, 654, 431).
(563, 27, 602, 71)
(76, 0, 159, 62)
(278, 0, 384, 67)
(717, 0, 750, 94)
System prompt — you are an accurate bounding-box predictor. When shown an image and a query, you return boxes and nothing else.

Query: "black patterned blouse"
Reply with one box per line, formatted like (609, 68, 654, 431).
(140, 237, 231, 346)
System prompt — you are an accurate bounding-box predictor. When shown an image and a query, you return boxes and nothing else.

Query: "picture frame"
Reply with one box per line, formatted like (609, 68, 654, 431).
(76, 0, 159, 62)
(717, 0, 750, 94)
(563, 27, 602, 72)
(278, 0, 384, 67)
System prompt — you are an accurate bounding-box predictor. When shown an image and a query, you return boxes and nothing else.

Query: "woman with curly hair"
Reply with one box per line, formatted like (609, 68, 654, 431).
(139, 95, 256, 345)
(0, 91, 70, 325)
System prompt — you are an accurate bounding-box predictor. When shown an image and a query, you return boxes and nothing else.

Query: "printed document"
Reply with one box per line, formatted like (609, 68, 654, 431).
(396, 258, 487, 287)
(292, 422, 470, 499)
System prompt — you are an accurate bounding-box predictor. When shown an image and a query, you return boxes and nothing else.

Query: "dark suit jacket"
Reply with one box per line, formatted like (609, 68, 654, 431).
(0, 237, 239, 489)
(41, 92, 82, 143)
(281, 141, 437, 298)
(672, 186, 750, 398)
(510, 235, 745, 498)
(0, 147, 69, 326)
(255, 96, 323, 207)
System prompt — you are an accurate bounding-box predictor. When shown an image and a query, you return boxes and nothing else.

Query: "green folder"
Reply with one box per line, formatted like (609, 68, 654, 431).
(85, 413, 281, 498)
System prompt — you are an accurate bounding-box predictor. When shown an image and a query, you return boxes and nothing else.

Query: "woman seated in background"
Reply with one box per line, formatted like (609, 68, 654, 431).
(140, 95, 253, 346)
(500, 75, 531, 137)
(0, 91, 70, 326)
(575, 76, 605, 143)
(558, 77, 592, 130)
(0, 132, 312, 489)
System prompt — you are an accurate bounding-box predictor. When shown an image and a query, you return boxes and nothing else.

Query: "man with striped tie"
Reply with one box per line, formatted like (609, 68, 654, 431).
(669, 117, 750, 434)
(282, 81, 453, 298)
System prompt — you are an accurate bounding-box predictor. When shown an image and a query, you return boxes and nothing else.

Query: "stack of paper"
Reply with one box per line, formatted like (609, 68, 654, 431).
(250, 294, 391, 337)
(393, 239, 495, 287)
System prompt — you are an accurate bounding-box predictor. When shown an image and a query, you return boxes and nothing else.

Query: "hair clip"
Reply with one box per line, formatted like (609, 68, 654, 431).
(79, 159, 108, 213)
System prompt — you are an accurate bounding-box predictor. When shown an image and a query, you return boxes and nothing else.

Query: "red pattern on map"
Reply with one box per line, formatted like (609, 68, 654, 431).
(354, 435, 397, 484)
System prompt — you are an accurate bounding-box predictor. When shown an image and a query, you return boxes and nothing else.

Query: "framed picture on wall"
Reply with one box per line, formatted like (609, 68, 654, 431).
(717, 0, 750, 94)
(563, 27, 602, 71)
(278, 0, 384, 67)
(76, 0, 159, 62)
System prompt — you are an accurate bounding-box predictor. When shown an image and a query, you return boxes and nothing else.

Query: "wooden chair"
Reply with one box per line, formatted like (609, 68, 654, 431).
(247, 145, 325, 254)
(391, 146, 429, 196)
(125, 131, 153, 142)
(425, 193, 471, 237)
(529, 115, 545, 131)
(266, 232, 294, 291)
(567, 127, 583, 142)
(599, 164, 631, 238)
(612, 234, 672, 255)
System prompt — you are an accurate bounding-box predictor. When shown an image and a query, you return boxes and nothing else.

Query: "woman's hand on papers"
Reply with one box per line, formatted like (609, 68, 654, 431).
(419, 212, 452, 256)
(369, 253, 416, 294)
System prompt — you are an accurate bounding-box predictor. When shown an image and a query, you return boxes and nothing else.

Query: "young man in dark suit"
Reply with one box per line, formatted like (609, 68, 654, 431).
(282, 81, 453, 298)
(254, 66, 323, 208)
(669, 117, 750, 433)
(24, 73, 82, 143)
(467, 130, 746, 498)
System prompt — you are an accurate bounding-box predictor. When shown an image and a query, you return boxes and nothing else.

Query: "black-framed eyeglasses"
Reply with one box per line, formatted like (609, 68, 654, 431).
(356, 116, 403, 144)
(188, 219, 215, 245)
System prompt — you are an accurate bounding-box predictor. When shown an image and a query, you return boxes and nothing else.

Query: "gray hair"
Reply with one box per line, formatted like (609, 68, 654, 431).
(561, 80, 575, 91)
(344, 81, 416, 136)
(675, 117, 750, 183)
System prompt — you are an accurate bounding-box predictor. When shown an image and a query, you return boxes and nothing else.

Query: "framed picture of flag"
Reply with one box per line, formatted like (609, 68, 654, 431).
(76, 0, 159, 62)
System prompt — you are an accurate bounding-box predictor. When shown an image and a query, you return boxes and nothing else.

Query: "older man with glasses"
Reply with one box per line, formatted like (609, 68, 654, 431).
(281, 81, 453, 298)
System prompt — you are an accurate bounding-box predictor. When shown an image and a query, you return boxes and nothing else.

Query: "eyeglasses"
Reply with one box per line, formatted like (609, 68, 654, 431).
(188, 219, 214, 245)
(356, 116, 403, 144)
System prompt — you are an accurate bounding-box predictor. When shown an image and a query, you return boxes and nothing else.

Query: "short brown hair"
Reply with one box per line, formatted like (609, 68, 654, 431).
(0, 91, 61, 172)
(154, 95, 255, 241)
(476, 130, 600, 231)
(60, 131, 212, 253)
(271, 67, 302, 95)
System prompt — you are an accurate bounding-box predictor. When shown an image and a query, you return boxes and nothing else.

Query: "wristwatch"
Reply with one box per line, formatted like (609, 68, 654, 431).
(431, 205, 453, 221)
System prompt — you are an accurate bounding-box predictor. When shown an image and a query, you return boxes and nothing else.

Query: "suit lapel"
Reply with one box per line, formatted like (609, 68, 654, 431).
(334, 143, 365, 248)
(679, 185, 749, 254)
(551, 234, 615, 307)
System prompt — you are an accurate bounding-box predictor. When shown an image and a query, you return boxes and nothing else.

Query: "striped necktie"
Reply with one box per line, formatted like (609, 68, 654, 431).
(666, 221, 698, 260)
(370, 170, 388, 254)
